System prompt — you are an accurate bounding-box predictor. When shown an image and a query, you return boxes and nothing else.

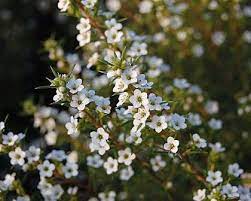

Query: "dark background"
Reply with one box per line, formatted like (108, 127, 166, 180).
(0, 0, 76, 132)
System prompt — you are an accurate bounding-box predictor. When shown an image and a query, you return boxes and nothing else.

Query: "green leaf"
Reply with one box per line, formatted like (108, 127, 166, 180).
(35, 85, 54, 90)
(50, 66, 58, 77)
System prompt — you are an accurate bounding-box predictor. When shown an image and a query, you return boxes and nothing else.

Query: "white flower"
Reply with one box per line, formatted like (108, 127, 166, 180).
(13, 195, 30, 201)
(46, 150, 66, 161)
(135, 74, 153, 89)
(209, 142, 225, 153)
(17, 133, 25, 142)
(81, 89, 96, 101)
(117, 92, 129, 107)
(164, 137, 179, 153)
(96, 97, 111, 114)
(106, 0, 121, 12)
(77, 31, 91, 46)
(2, 132, 19, 146)
(37, 178, 52, 194)
(53, 89, 64, 102)
(62, 162, 79, 178)
(212, 31, 225, 46)
(161, 102, 170, 110)
(148, 115, 167, 133)
(40, 183, 64, 200)
(89, 141, 110, 155)
(129, 89, 149, 108)
(150, 155, 166, 172)
(45, 131, 58, 145)
(189, 85, 202, 94)
(67, 186, 78, 195)
(90, 128, 109, 147)
(221, 184, 239, 199)
(139, 0, 153, 14)
(113, 78, 128, 93)
(105, 28, 123, 44)
(228, 163, 243, 177)
(188, 113, 202, 126)
(107, 69, 121, 79)
(76, 18, 91, 33)
(87, 52, 99, 68)
(118, 148, 136, 166)
(121, 68, 138, 85)
(169, 15, 183, 29)
(133, 106, 150, 126)
(9, 147, 26, 166)
(126, 131, 143, 145)
(0, 173, 15, 191)
(66, 78, 84, 94)
(193, 189, 206, 201)
(82, 0, 97, 9)
(205, 100, 219, 114)
(89, 128, 110, 155)
(58, 0, 70, 12)
(192, 134, 207, 148)
(177, 31, 187, 42)
(0, 121, 5, 131)
(37, 160, 55, 178)
(120, 166, 134, 181)
(208, 118, 222, 130)
(170, 113, 187, 130)
(66, 54, 81, 70)
(208, 0, 218, 10)
(128, 42, 148, 57)
(87, 154, 104, 168)
(173, 78, 190, 89)
(243, 6, 251, 17)
(65, 116, 80, 137)
(206, 170, 223, 186)
(103, 157, 118, 175)
(153, 32, 165, 43)
(98, 191, 116, 201)
(243, 31, 251, 43)
(192, 44, 204, 57)
(105, 18, 122, 30)
(67, 151, 78, 163)
(70, 90, 91, 111)
(26, 146, 40, 163)
(148, 93, 162, 111)
(238, 186, 251, 201)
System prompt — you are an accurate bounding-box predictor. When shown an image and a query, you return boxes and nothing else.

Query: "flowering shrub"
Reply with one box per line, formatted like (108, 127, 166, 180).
(1, 0, 251, 200)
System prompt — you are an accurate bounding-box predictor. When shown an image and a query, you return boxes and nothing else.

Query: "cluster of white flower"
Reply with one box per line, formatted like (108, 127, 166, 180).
(0, 122, 83, 200)
(33, 106, 70, 145)
(145, 56, 170, 78)
(238, 93, 251, 116)
(1, 0, 250, 200)
(105, 18, 123, 44)
(199, 167, 245, 200)
(76, 18, 91, 47)
(46, 1, 247, 199)
(89, 128, 110, 155)
(193, 166, 244, 200)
